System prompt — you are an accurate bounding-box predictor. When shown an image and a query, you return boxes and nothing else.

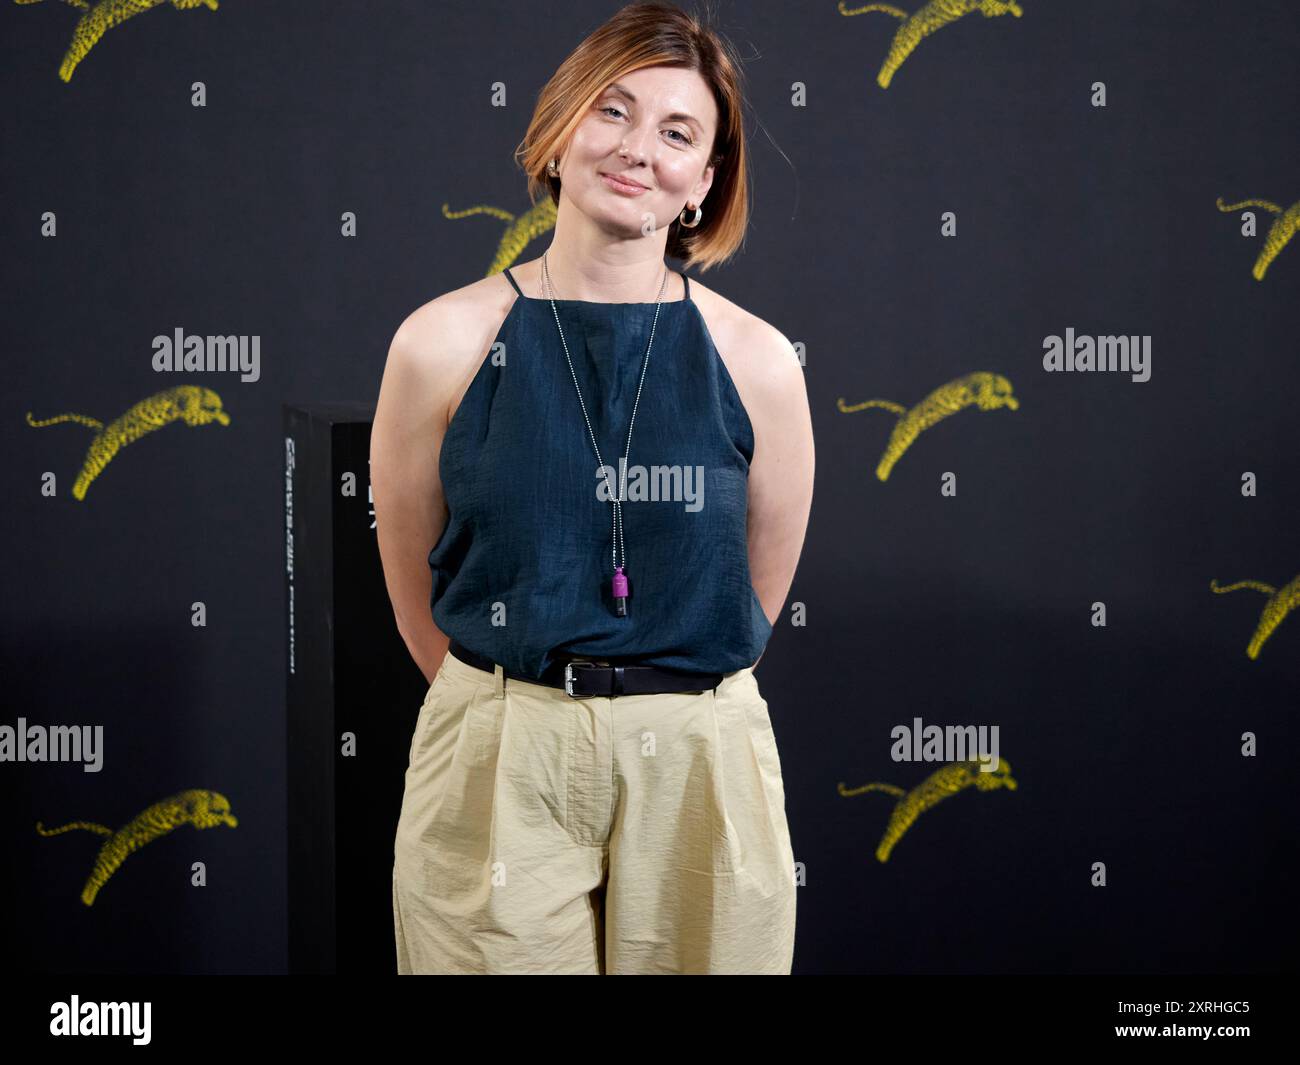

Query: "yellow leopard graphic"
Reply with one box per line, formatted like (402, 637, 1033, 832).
(1215, 196, 1300, 281)
(36, 789, 238, 905)
(442, 198, 557, 277)
(838, 0, 1024, 89)
(26, 384, 230, 500)
(14, 0, 219, 84)
(839, 758, 1017, 862)
(837, 371, 1018, 481)
(1210, 573, 1300, 660)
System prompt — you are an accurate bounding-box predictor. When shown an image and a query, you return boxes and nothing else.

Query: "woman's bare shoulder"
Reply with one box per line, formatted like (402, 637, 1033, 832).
(688, 276, 803, 397)
(391, 273, 516, 372)
(386, 274, 518, 423)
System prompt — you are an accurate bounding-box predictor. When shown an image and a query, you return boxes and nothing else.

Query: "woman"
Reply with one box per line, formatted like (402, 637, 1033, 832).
(372, 0, 814, 974)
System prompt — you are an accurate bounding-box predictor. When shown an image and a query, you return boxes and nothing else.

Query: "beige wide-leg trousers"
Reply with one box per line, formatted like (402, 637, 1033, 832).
(393, 646, 796, 974)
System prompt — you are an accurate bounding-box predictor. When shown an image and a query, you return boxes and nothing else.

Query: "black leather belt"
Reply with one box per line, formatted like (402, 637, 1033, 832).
(448, 639, 723, 697)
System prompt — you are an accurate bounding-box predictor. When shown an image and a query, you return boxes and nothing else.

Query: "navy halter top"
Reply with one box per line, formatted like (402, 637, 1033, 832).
(428, 265, 773, 680)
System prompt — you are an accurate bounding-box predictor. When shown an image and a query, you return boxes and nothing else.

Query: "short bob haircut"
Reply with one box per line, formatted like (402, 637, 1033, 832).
(514, 1, 750, 273)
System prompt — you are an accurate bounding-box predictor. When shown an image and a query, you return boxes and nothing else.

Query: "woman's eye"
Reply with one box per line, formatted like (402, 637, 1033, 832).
(600, 106, 691, 145)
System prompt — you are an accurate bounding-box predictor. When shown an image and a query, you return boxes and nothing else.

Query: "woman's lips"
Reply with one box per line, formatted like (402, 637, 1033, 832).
(601, 173, 649, 195)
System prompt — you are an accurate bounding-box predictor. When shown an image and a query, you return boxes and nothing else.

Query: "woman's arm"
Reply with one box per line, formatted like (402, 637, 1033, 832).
(371, 298, 463, 686)
(740, 322, 815, 671)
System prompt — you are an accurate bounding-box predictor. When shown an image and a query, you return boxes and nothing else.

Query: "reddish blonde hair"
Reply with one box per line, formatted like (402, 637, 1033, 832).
(514, 1, 750, 272)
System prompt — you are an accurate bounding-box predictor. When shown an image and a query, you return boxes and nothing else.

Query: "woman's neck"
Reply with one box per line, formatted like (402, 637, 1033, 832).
(530, 230, 677, 302)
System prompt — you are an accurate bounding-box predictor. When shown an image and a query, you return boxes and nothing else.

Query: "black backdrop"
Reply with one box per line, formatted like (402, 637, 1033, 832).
(2, 0, 1297, 975)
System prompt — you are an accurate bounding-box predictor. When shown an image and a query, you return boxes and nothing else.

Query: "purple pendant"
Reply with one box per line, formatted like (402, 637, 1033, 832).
(612, 566, 628, 617)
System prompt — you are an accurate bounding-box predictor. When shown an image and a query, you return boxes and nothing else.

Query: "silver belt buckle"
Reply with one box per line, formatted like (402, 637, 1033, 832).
(564, 660, 597, 697)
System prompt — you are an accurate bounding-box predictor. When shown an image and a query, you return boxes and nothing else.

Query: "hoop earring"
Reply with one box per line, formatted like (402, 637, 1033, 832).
(678, 203, 702, 228)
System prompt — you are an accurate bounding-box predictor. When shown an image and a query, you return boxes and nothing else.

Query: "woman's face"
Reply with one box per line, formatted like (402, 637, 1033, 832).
(558, 65, 718, 237)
